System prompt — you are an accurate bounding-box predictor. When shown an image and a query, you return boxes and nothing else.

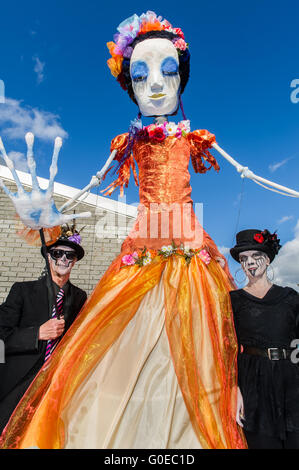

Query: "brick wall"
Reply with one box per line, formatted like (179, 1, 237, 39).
(0, 179, 136, 303)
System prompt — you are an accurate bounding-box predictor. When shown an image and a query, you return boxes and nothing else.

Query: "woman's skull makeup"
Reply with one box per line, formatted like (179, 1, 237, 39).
(239, 250, 269, 279)
(130, 38, 181, 117)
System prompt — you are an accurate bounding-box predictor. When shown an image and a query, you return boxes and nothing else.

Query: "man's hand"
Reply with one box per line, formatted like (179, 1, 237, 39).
(38, 317, 65, 341)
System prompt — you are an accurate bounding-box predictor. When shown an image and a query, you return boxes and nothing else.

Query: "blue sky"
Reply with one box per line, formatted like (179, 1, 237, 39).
(0, 0, 298, 280)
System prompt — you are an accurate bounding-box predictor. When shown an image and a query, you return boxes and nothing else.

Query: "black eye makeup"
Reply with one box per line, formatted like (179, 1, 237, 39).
(240, 252, 265, 261)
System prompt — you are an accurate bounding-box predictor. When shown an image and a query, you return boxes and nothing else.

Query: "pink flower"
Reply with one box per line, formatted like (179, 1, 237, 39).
(198, 249, 211, 265)
(175, 127, 182, 138)
(173, 38, 187, 51)
(122, 252, 138, 266)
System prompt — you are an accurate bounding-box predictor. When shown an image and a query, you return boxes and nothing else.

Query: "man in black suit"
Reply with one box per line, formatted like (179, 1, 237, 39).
(0, 233, 87, 434)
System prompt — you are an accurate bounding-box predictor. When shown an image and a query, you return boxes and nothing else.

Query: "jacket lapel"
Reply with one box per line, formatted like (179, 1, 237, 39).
(62, 283, 74, 328)
(34, 277, 51, 323)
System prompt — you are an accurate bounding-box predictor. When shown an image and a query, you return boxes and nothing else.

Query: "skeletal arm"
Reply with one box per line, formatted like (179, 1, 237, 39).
(212, 142, 299, 198)
(59, 149, 117, 213)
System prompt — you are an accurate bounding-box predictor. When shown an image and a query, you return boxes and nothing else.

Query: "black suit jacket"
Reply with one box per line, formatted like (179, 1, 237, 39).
(0, 276, 87, 400)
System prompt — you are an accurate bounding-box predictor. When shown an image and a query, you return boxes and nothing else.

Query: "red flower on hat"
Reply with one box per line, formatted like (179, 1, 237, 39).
(254, 233, 264, 243)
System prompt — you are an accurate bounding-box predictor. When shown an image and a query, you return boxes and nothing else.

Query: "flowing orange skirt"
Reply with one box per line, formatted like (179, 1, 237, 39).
(0, 254, 246, 449)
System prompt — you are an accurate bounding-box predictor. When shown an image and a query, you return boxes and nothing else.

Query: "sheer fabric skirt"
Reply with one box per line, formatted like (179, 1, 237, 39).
(63, 274, 200, 448)
(0, 255, 245, 449)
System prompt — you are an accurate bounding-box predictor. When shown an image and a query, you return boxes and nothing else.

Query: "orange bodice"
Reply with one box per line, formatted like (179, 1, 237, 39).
(103, 129, 219, 203)
(134, 136, 193, 206)
(101, 130, 228, 274)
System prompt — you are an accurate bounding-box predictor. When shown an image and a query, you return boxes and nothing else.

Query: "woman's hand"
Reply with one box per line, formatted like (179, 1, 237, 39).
(216, 257, 226, 269)
(236, 386, 245, 427)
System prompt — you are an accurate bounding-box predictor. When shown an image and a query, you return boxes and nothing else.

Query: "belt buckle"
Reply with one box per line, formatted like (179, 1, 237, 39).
(267, 348, 280, 360)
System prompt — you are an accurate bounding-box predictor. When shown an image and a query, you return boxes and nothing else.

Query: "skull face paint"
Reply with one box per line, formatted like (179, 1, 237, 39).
(239, 250, 269, 279)
(130, 38, 181, 117)
(48, 245, 77, 277)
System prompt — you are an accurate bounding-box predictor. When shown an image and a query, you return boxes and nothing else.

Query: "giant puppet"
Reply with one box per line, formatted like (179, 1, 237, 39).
(0, 11, 298, 449)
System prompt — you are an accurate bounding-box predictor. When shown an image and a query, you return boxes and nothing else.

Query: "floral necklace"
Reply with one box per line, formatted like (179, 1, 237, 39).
(130, 119, 191, 143)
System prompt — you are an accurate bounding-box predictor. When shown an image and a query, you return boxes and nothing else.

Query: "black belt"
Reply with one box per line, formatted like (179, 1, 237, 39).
(243, 346, 291, 361)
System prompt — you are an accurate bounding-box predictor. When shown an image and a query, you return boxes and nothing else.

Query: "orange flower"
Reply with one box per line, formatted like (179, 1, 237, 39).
(107, 56, 123, 78)
(139, 18, 162, 35)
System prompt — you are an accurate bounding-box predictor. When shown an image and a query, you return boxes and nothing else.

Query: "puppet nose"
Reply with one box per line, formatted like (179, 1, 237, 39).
(150, 72, 164, 93)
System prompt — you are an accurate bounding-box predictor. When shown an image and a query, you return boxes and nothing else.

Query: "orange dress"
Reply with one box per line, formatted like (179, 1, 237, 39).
(0, 129, 247, 449)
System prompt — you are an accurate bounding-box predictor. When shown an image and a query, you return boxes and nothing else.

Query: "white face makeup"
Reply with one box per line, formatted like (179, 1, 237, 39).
(48, 245, 77, 277)
(130, 38, 181, 117)
(239, 250, 269, 279)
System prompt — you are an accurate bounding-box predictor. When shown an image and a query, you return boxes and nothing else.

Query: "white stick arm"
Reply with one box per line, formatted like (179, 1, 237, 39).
(212, 143, 299, 198)
(59, 149, 117, 213)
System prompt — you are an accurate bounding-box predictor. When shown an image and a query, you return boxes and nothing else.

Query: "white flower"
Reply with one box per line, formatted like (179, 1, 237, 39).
(161, 245, 174, 255)
(183, 246, 192, 256)
(179, 120, 191, 133)
(165, 122, 178, 136)
(142, 252, 152, 265)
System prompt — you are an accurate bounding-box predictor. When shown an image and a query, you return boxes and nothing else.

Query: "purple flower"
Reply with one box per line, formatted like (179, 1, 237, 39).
(123, 46, 133, 58)
(68, 234, 81, 244)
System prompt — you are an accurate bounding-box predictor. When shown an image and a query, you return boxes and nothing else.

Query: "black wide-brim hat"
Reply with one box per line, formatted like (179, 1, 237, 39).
(41, 237, 85, 261)
(230, 229, 281, 264)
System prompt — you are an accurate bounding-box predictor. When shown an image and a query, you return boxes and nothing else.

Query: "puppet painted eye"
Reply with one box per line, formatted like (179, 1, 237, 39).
(161, 57, 179, 76)
(131, 60, 149, 82)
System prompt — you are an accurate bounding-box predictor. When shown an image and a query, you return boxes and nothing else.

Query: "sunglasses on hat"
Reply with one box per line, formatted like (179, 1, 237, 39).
(49, 249, 77, 261)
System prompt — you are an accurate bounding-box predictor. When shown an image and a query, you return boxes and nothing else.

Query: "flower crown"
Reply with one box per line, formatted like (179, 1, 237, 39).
(107, 11, 188, 82)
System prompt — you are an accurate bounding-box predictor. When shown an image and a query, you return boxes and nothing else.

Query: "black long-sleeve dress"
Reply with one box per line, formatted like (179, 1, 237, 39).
(230, 284, 299, 439)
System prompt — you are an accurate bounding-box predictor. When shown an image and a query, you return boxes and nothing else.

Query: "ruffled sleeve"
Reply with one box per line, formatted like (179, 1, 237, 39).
(187, 130, 220, 174)
(101, 133, 139, 197)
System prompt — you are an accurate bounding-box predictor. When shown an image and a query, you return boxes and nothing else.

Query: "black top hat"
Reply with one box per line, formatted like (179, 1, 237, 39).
(41, 224, 85, 261)
(230, 229, 281, 263)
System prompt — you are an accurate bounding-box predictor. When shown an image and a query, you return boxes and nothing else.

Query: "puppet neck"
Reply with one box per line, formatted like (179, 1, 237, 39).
(154, 116, 168, 125)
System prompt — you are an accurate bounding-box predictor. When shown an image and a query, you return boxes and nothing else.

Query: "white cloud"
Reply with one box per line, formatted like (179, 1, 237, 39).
(278, 215, 294, 224)
(33, 56, 45, 84)
(7, 151, 28, 172)
(0, 97, 68, 141)
(272, 220, 299, 292)
(268, 157, 291, 173)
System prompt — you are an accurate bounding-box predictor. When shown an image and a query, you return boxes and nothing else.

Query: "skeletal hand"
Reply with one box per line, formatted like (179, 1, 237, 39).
(0, 133, 91, 229)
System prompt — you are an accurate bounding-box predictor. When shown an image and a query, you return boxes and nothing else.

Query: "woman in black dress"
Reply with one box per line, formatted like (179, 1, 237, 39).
(230, 229, 299, 449)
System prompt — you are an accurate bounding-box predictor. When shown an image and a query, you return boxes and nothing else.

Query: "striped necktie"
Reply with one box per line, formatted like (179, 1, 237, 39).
(44, 287, 65, 362)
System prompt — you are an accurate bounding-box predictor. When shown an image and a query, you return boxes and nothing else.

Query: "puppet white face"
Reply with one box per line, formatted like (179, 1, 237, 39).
(239, 250, 269, 279)
(130, 38, 181, 117)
